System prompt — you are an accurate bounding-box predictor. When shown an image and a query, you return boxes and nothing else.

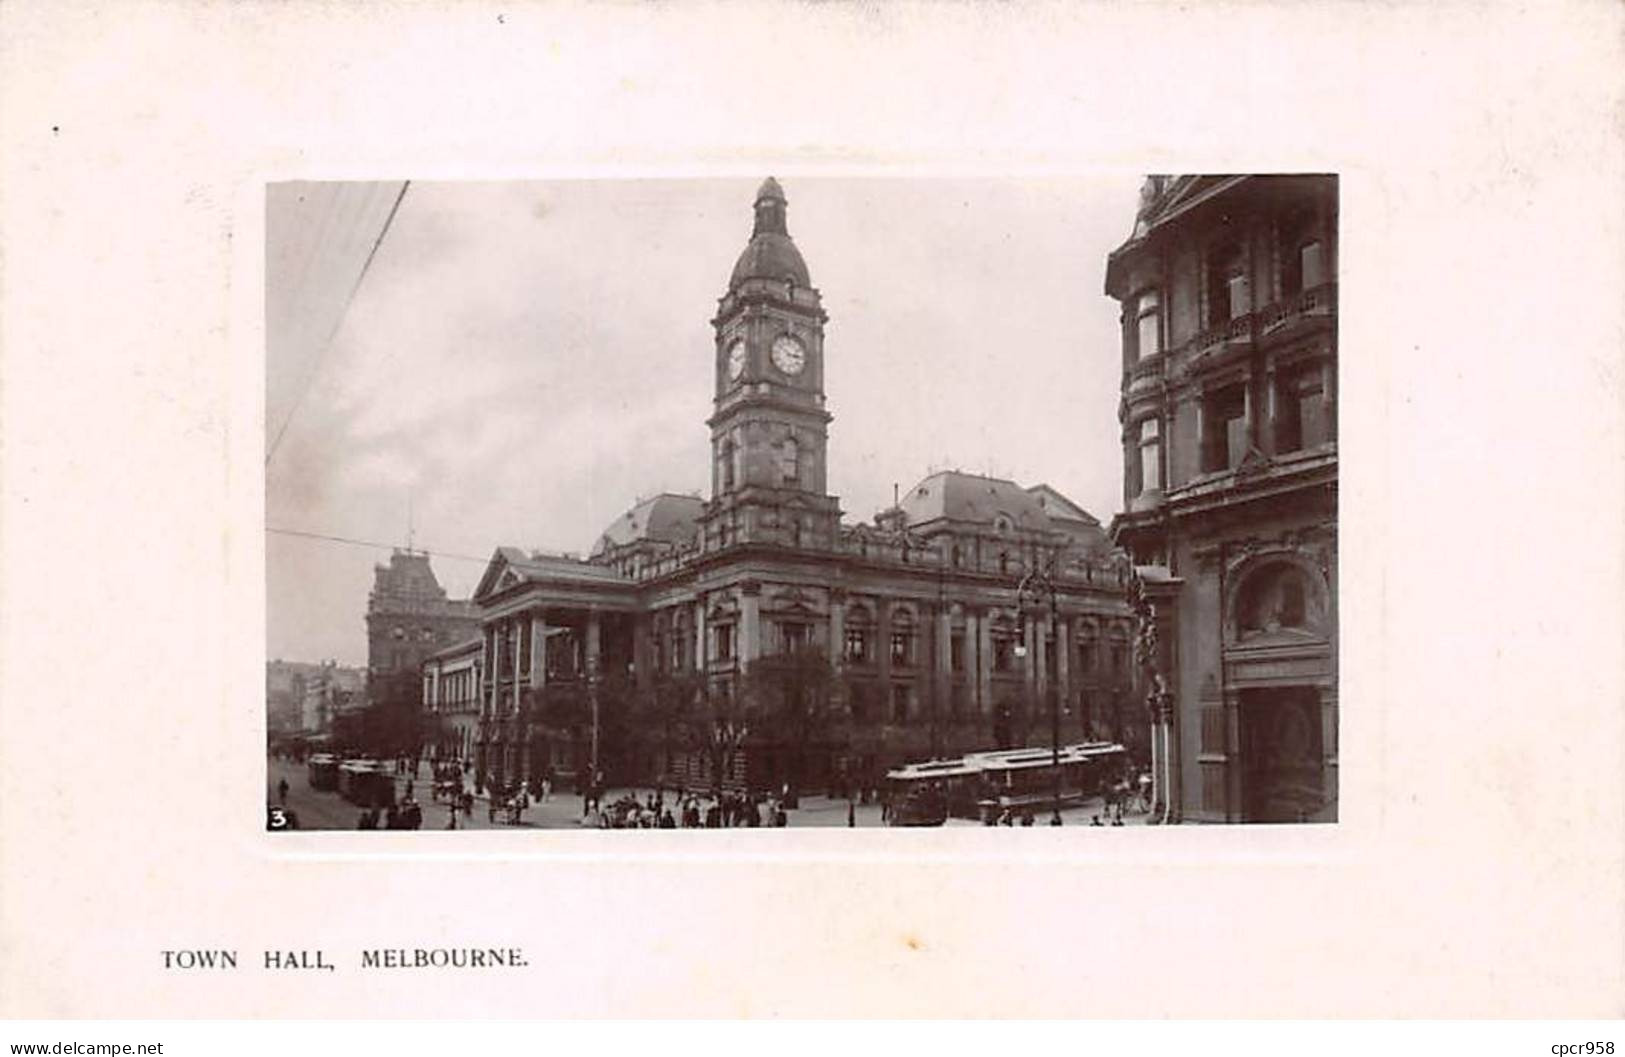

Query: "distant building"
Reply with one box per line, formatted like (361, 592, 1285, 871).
(1105, 174, 1338, 823)
(265, 659, 318, 735)
(364, 551, 480, 751)
(464, 179, 1139, 797)
(266, 659, 365, 737)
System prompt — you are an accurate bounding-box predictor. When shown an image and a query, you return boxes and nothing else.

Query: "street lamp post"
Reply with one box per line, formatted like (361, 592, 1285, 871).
(1014, 562, 1062, 825)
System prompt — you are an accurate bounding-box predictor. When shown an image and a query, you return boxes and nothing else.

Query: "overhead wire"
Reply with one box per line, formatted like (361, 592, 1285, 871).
(266, 525, 493, 567)
(265, 180, 412, 468)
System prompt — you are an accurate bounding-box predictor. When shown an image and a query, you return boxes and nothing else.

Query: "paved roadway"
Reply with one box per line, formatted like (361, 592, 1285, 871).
(265, 755, 1146, 832)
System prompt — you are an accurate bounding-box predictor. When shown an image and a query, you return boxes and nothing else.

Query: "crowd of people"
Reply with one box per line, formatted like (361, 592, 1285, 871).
(582, 789, 792, 829)
(356, 799, 424, 830)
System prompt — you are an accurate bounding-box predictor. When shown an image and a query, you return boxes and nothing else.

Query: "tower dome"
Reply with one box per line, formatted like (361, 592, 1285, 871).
(728, 177, 810, 290)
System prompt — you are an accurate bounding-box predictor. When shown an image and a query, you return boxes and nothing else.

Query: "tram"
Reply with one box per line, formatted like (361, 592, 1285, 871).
(885, 741, 1127, 824)
(337, 759, 396, 808)
(306, 753, 341, 791)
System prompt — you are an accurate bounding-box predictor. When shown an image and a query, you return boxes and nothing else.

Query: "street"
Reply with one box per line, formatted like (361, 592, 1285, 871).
(266, 755, 1147, 831)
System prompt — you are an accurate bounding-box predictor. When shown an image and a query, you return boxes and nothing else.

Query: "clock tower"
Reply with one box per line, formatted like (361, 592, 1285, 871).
(703, 177, 841, 551)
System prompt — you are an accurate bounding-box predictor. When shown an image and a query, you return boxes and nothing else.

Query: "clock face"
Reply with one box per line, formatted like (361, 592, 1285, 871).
(726, 340, 746, 381)
(771, 334, 806, 375)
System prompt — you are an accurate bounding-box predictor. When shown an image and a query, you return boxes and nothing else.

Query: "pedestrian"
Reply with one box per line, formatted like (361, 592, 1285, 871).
(847, 800, 856, 828)
(541, 777, 552, 803)
(277, 778, 289, 806)
(1050, 812, 1063, 826)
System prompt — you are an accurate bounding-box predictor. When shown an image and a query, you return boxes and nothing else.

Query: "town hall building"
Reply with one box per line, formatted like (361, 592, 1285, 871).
(430, 178, 1139, 798)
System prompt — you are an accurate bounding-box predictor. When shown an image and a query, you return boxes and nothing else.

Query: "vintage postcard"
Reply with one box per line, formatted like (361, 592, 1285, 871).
(1, 0, 1621, 1026)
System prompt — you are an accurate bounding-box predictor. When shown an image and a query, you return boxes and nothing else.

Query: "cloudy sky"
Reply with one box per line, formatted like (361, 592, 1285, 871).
(266, 176, 1144, 666)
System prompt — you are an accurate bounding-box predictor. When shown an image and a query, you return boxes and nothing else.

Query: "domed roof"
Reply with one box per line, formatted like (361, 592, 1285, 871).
(591, 493, 704, 557)
(728, 177, 810, 290)
(729, 233, 810, 289)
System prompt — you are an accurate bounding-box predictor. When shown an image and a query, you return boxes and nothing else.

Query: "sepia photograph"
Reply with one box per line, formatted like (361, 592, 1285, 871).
(265, 173, 1339, 833)
(5, 0, 1622, 1029)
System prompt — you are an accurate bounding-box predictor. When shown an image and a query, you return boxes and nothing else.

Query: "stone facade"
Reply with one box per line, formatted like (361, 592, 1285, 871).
(1105, 174, 1338, 823)
(463, 179, 1139, 797)
(364, 550, 480, 724)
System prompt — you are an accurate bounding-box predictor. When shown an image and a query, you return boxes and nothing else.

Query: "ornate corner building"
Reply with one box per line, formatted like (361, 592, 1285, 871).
(437, 179, 1142, 797)
(1106, 174, 1338, 823)
(364, 550, 480, 734)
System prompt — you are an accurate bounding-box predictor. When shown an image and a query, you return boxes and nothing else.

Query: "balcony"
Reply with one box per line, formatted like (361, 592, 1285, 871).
(1194, 313, 1255, 358)
(1258, 282, 1337, 345)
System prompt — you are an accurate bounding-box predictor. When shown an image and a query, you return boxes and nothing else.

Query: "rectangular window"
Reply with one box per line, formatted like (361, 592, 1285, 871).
(1044, 637, 1057, 679)
(1138, 417, 1161, 494)
(891, 684, 911, 724)
(845, 627, 870, 665)
(1300, 240, 1326, 290)
(1078, 642, 1095, 673)
(1276, 367, 1329, 453)
(950, 633, 965, 672)
(1202, 385, 1248, 472)
(715, 624, 734, 663)
(781, 622, 807, 654)
(1227, 269, 1249, 320)
(993, 635, 1014, 673)
(1207, 243, 1244, 326)
(890, 630, 912, 666)
(1135, 290, 1160, 360)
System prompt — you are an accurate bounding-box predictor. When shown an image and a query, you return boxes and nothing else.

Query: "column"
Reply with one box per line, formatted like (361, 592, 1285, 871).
(1322, 361, 1336, 440)
(585, 612, 602, 680)
(975, 608, 993, 718)
(934, 603, 951, 724)
(1321, 686, 1338, 820)
(1265, 365, 1279, 455)
(586, 611, 603, 784)
(530, 612, 547, 688)
(484, 621, 497, 712)
(694, 597, 707, 672)
(740, 581, 761, 666)
(1242, 368, 1256, 450)
(1033, 610, 1049, 707)
(1224, 688, 1243, 824)
(1056, 615, 1071, 736)
(633, 611, 653, 693)
(828, 590, 846, 698)
(510, 618, 522, 714)
(876, 597, 893, 697)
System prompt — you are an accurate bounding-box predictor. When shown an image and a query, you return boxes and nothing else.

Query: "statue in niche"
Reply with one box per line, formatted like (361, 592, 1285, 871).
(1237, 563, 1318, 639)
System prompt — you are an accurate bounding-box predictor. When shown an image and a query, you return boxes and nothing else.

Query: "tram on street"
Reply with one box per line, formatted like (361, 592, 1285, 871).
(337, 759, 396, 808)
(307, 753, 341, 791)
(885, 741, 1128, 824)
